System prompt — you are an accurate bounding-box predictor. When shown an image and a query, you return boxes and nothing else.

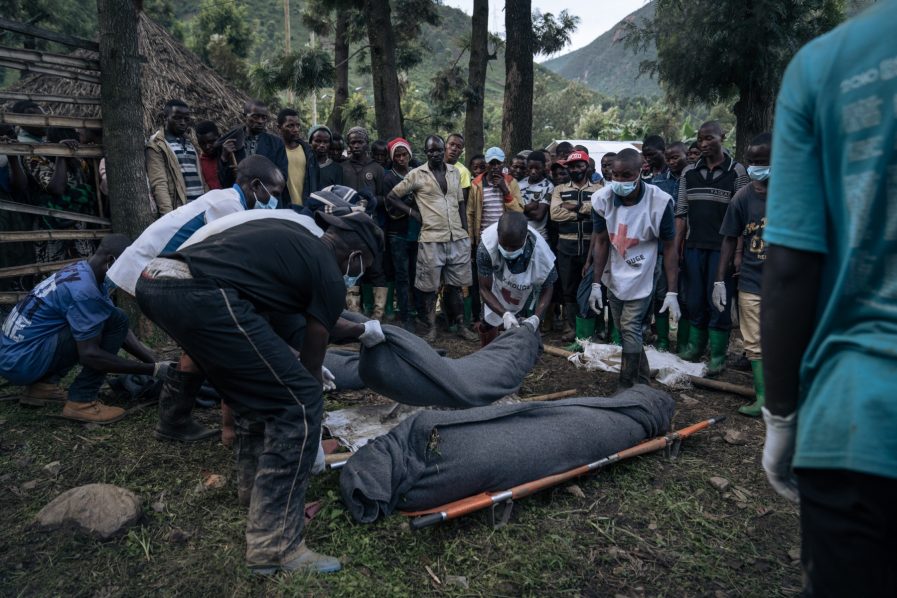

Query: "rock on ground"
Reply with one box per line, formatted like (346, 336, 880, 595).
(35, 483, 141, 539)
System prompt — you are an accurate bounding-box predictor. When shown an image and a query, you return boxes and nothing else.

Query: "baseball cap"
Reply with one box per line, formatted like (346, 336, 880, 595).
(315, 211, 385, 257)
(484, 146, 505, 163)
(562, 150, 589, 165)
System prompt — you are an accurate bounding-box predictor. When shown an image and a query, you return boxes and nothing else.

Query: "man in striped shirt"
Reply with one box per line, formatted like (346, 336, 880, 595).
(674, 121, 749, 374)
(145, 99, 206, 214)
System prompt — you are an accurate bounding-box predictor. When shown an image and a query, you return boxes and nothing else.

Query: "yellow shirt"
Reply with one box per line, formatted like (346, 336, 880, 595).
(454, 162, 472, 190)
(285, 145, 306, 206)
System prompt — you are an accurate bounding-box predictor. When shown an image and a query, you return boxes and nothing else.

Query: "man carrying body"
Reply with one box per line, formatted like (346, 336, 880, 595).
(136, 211, 385, 575)
(219, 100, 291, 206)
(674, 121, 748, 374)
(107, 156, 284, 441)
(386, 135, 475, 342)
(277, 108, 319, 206)
(476, 212, 555, 346)
(589, 149, 680, 388)
(761, 7, 897, 594)
(146, 99, 206, 215)
(712, 133, 770, 416)
(550, 150, 602, 345)
(1, 235, 165, 422)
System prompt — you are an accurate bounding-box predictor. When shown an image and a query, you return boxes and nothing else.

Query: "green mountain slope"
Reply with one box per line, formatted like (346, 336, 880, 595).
(542, 1, 660, 99)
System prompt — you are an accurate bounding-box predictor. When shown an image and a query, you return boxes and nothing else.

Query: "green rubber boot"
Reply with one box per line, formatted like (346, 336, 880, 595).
(463, 295, 472, 323)
(676, 318, 691, 354)
(655, 313, 670, 351)
(608, 316, 622, 345)
(678, 326, 708, 362)
(565, 316, 597, 352)
(594, 310, 606, 339)
(739, 360, 766, 417)
(385, 283, 395, 320)
(361, 284, 374, 315)
(706, 328, 730, 377)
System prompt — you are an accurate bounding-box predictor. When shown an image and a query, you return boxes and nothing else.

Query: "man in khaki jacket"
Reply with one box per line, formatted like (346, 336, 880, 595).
(145, 99, 207, 215)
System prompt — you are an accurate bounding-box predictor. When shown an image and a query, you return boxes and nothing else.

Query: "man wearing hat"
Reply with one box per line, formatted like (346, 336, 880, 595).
(136, 210, 385, 575)
(467, 146, 524, 327)
(550, 149, 603, 348)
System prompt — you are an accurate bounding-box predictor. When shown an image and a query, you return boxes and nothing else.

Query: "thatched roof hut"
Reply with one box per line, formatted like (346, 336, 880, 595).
(3, 13, 251, 135)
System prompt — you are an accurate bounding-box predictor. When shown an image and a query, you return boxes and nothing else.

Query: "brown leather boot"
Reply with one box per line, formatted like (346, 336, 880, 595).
(345, 286, 362, 313)
(62, 400, 126, 424)
(20, 382, 68, 407)
(371, 286, 388, 321)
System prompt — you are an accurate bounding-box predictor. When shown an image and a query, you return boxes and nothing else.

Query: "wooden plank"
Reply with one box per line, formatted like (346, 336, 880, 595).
(0, 46, 100, 71)
(0, 143, 104, 158)
(0, 258, 80, 279)
(0, 91, 101, 106)
(0, 17, 99, 52)
(0, 58, 101, 85)
(0, 229, 110, 243)
(0, 113, 103, 130)
(0, 292, 28, 305)
(0, 200, 111, 226)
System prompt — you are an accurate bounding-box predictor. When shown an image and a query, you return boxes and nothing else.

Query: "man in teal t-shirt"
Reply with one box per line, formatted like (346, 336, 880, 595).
(761, 3, 897, 596)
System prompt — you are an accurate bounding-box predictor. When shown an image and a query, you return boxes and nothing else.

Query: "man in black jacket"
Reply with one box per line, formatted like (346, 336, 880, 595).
(218, 100, 293, 207)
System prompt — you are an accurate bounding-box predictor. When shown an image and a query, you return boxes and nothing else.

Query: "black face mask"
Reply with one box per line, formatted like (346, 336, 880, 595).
(569, 170, 586, 183)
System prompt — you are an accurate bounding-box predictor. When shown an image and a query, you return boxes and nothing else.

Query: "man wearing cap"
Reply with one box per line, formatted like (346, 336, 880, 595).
(550, 149, 603, 345)
(384, 137, 417, 330)
(476, 212, 556, 346)
(136, 210, 385, 576)
(467, 146, 524, 324)
(386, 135, 476, 342)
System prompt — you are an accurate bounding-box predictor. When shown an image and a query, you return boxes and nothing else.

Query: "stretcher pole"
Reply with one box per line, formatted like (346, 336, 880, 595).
(404, 416, 725, 530)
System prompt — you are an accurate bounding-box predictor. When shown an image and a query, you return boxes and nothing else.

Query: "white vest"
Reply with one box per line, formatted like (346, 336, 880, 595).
(591, 184, 672, 300)
(179, 209, 324, 249)
(480, 223, 556, 326)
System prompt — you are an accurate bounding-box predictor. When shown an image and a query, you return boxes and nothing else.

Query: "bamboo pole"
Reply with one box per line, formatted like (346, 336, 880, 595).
(0, 229, 111, 243)
(0, 143, 105, 159)
(0, 46, 100, 71)
(0, 292, 27, 304)
(0, 113, 103, 130)
(0, 17, 99, 51)
(0, 58, 101, 84)
(0, 200, 112, 226)
(0, 91, 101, 105)
(0, 258, 80, 279)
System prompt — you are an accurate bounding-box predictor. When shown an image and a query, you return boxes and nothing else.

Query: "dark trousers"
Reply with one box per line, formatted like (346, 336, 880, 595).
(388, 233, 411, 321)
(407, 240, 425, 316)
(136, 276, 321, 565)
(798, 468, 897, 597)
(683, 247, 732, 329)
(557, 244, 588, 316)
(469, 248, 481, 323)
(43, 307, 129, 403)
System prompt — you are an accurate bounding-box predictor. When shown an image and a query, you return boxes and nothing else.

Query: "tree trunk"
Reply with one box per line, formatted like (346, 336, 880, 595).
(363, 0, 403, 139)
(463, 0, 489, 160)
(97, 0, 156, 337)
(733, 83, 774, 163)
(327, 10, 350, 134)
(501, 0, 533, 155)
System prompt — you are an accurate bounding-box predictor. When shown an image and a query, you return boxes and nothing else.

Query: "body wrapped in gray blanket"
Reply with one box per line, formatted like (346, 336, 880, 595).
(339, 385, 676, 523)
(323, 349, 364, 390)
(357, 324, 542, 407)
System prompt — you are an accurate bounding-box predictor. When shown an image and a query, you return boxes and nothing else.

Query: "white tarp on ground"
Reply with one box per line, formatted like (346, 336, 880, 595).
(324, 404, 424, 452)
(568, 341, 707, 388)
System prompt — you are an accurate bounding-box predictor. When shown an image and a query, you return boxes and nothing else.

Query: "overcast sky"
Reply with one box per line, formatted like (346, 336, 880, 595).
(442, 0, 651, 60)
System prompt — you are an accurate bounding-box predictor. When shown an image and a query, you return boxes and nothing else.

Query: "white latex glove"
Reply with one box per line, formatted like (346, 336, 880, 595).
(311, 434, 325, 475)
(502, 311, 520, 329)
(589, 283, 603, 315)
(659, 292, 681, 323)
(761, 407, 800, 504)
(521, 314, 540, 332)
(321, 366, 336, 392)
(712, 281, 727, 313)
(359, 320, 386, 348)
(152, 361, 176, 380)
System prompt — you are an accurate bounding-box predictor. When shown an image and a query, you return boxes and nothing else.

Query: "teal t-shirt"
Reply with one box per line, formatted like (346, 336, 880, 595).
(765, 1, 897, 479)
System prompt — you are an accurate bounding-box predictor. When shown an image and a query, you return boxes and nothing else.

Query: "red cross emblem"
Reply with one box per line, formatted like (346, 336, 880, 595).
(609, 223, 639, 257)
(500, 287, 521, 305)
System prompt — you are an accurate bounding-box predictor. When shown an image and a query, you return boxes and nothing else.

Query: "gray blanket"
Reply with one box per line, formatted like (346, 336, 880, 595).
(357, 324, 542, 408)
(339, 385, 675, 523)
(323, 349, 364, 390)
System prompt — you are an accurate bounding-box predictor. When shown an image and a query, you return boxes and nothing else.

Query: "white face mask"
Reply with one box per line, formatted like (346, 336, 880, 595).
(747, 165, 770, 181)
(499, 245, 524, 260)
(610, 179, 638, 197)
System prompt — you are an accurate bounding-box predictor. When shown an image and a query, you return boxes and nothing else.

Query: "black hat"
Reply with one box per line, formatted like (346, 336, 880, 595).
(315, 211, 385, 257)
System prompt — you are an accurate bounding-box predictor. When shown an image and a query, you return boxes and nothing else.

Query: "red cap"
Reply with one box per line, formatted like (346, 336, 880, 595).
(562, 150, 589, 165)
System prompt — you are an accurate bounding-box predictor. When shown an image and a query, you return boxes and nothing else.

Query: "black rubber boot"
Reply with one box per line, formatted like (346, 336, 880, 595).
(636, 349, 651, 385)
(619, 352, 642, 389)
(155, 368, 219, 442)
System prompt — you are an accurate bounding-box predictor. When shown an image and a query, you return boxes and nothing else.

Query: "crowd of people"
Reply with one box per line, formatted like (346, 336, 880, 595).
(2, 4, 895, 584)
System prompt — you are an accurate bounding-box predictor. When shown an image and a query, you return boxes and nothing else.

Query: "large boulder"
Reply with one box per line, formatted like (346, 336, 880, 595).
(36, 484, 142, 539)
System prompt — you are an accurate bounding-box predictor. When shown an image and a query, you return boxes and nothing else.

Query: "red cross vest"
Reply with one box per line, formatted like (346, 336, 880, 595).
(591, 184, 673, 300)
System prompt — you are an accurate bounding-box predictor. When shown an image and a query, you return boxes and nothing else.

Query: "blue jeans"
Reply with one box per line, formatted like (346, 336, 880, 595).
(607, 291, 653, 354)
(44, 307, 129, 403)
(388, 233, 412, 321)
(683, 247, 733, 330)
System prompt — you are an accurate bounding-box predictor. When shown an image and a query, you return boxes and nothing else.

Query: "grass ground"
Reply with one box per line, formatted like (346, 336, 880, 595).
(0, 328, 801, 597)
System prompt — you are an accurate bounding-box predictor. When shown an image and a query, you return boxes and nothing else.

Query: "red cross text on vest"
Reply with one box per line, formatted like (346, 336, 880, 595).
(609, 223, 640, 257)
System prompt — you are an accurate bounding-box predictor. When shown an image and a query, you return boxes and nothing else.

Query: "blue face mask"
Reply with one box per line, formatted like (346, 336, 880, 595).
(343, 252, 364, 288)
(498, 245, 524, 260)
(253, 180, 279, 209)
(610, 179, 639, 197)
(747, 165, 770, 182)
